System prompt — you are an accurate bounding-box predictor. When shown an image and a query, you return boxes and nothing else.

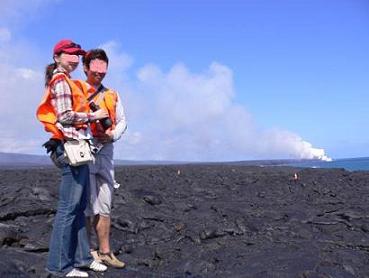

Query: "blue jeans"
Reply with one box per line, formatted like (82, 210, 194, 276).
(46, 144, 93, 276)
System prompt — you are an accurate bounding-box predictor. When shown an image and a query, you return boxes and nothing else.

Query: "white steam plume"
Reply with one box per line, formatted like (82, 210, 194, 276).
(101, 43, 331, 161)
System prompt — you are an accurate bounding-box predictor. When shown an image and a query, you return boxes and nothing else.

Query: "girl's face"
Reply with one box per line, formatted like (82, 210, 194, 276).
(54, 53, 79, 73)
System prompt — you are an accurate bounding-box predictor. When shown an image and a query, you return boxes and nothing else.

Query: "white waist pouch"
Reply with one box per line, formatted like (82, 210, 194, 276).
(63, 139, 93, 166)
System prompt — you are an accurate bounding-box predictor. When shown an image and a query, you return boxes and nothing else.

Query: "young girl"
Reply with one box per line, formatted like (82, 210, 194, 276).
(37, 39, 108, 277)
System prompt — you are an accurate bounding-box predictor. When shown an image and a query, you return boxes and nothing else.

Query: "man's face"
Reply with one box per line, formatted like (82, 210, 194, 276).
(85, 59, 108, 86)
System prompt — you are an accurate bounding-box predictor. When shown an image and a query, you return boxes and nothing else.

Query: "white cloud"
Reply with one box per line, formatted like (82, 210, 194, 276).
(0, 55, 45, 153)
(99, 41, 133, 73)
(98, 45, 330, 161)
(0, 0, 62, 155)
(0, 68, 41, 153)
(16, 68, 42, 80)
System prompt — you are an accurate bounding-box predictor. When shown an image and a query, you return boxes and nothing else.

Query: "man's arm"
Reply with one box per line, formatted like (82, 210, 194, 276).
(112, 93, 127, 142)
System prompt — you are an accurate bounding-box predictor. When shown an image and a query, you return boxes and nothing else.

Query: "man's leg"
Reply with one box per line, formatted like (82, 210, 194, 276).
(93, 180, 125, 268)
(95, 214, 111, 253)
(93, 177, 112, 254)
(94, 213, 124, 268)
(93, 147, 125, 268)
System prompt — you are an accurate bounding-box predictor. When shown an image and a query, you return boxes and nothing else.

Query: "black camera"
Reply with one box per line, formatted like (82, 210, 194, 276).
(89, 102, 113, 130)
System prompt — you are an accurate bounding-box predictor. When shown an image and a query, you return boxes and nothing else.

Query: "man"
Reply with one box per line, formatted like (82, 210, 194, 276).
(82, 49, 127, 268)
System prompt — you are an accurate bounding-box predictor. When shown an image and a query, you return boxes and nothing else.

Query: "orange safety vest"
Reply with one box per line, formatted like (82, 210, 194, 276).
(74, 80, 117, 136)
(36, 73, 89, 140)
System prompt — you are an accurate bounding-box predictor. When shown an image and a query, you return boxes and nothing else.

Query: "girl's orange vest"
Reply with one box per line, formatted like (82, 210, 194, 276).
(36, 73, 89, 140)
(74, 80, 117, 136)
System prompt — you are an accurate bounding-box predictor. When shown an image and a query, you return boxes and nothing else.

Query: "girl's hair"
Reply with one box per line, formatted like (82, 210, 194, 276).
(45, 62, 57, 86)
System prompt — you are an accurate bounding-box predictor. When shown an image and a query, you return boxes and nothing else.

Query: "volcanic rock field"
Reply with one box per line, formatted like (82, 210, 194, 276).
(0, 165, 369, 277)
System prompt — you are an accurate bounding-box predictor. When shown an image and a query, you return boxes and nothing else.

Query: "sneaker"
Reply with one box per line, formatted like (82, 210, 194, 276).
(89, 260, 107, 272)
(66, 268, 89, 277)
(90, 250, 101, 262)
(98, 251, 126, 268)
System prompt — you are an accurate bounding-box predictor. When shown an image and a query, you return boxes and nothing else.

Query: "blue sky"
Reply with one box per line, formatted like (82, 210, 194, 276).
(0, 0, 368, 160)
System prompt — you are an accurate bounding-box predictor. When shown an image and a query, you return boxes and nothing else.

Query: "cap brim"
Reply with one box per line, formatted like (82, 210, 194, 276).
(63, 48, 86, 55)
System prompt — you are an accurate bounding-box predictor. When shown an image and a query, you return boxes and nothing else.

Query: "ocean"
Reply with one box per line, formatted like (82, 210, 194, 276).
(286, 157, 369, 171)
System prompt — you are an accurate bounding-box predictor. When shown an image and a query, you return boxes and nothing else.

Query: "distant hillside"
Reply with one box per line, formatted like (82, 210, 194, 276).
(0, 152, 52, 167)
(0, 152, 188, 168)
(0, 152, 330, 169)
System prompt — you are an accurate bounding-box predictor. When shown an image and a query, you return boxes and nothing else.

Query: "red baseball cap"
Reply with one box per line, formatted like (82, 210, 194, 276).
(53, 39, 86, 55)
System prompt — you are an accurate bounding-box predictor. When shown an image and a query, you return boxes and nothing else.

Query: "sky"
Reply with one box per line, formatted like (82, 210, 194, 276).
(0, 0, 368, 161)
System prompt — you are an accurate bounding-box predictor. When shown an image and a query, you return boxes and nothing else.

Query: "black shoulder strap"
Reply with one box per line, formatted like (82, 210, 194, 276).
(87, 84, 107, 102)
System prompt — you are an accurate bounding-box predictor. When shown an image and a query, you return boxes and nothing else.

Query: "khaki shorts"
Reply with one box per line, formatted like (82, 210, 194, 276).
(86, 143, 115, 217)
